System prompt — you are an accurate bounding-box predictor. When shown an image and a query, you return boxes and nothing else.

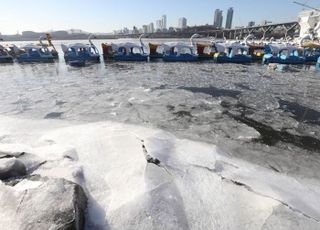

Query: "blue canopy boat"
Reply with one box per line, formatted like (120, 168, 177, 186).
(213, 42, 252, 63)
(15, 44, 55, 63)
(61, 34, 100, 64)
(102, 34, 148, 61)
(161, 42, 198, 62)
(262, 43, 305, 64)
(0, 45, 14, 63)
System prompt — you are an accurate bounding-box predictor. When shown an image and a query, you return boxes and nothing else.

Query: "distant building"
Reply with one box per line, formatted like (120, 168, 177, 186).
(148, 23, 154, 33)
(225, 7, 233, 29)
(132, 26, 139, 34)
(156, 20, 162, 31)
(248, 21, 255, 27)
(51, 30, 69, 38)
(178, 17, 187, 29)
(155, 15, 167, 32)
(213, 9, 223, 28)
(21, 31, 42, 38)
(161, 15, 167, 30)
(142, 25, 148, 33)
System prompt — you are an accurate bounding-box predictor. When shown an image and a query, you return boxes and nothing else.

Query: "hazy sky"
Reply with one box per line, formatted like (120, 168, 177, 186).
(0, 0, 319, 34)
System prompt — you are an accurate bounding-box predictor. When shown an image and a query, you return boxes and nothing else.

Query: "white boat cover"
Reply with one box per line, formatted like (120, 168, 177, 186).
(109, 42, 143, 51)
(21, 44, 44, 50)
(61, 43, 93, 53)
(214, 42, 249, 53)
(268, 43, 297, 54)
(160, 42, 194, 50)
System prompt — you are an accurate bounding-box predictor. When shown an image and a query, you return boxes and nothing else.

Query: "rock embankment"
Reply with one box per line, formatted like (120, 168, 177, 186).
(0, 151, 87, 230)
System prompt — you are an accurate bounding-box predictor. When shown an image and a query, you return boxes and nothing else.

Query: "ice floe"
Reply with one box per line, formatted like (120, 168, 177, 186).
(0, 115, 319, 229)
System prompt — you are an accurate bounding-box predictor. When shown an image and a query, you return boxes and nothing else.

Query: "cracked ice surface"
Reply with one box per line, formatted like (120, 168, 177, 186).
(0, 116, 319, 229)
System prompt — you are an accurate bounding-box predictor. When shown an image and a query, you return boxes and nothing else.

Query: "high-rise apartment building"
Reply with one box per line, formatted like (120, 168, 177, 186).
(178, 17, 187, 29)
(213, 9, 223, 28)
(225, 7, 233, 29)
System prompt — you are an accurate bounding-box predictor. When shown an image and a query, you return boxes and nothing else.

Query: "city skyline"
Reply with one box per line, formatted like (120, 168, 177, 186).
(0, 0, 319, 34)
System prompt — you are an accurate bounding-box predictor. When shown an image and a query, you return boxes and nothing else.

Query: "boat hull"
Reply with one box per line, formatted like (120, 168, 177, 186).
(163, 54, 198, 62)
(113, 54, 148, 62)
(305, 55, 320, 63)
(0, 57, 14, 63)
(64, 55, 100, 63)
(16, 57, 55, 63)
(68, 60, 86, 67)
(149, 53, 163, 60)
(197, 55, 214, 61)
(263, 55, 305, 65)
(215, 54, 252, 64)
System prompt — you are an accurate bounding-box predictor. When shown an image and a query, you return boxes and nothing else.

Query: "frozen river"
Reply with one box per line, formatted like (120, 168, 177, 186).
(0, 39, 320, 229)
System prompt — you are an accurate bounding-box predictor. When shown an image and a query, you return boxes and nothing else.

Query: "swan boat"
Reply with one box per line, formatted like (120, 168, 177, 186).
(15, 44, 55, 63)
(148, 34, 202, 61)
(161, 42, 198, 62)
(102, 34, 148, 61)
(61, 34, 100, 65)
(0, 45, 14, 63)
(213, 42, 252, 63)
(262, 43, 305, 64)
(102, 42, 147, 61)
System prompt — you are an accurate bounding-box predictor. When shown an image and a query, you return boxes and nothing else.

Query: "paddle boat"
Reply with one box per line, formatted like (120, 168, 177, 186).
(262, 43, 305, 65)
(102, 34, 148, 61)
(39, 33, 58, 59)
(213, 42, 252, 63)
(0, 45, 14, 63)
(102, 42, 148, 61)
(245, 35, 265, 61)
(161, 42, 198, 62)
(299, 35, 320, 63)
(15, 44, 55, 63)
(61, 34, 100, 65)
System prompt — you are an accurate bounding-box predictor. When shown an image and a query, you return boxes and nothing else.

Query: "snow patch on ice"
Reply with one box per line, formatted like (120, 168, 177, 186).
(0, 115, 319, 229)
